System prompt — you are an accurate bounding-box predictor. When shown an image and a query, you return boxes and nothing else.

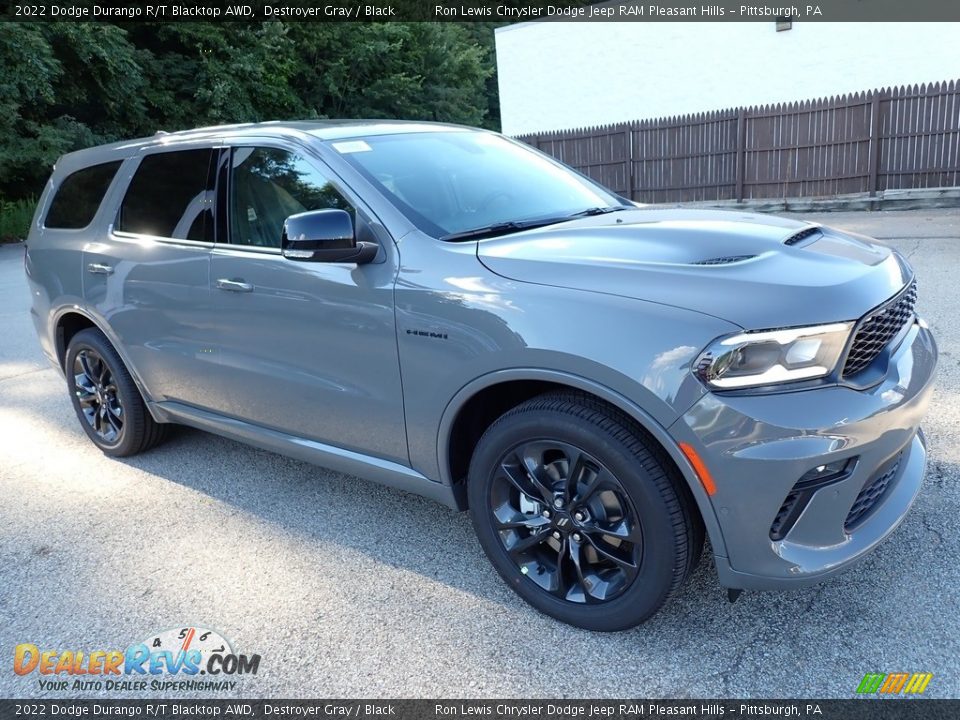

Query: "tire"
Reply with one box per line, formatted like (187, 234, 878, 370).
(468, 392, 703, 631)
(65, 328, 167, 457)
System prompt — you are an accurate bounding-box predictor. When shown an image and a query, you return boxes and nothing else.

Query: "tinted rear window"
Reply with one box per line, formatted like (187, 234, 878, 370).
(117, 149, 213, 241)
(45, 161, 123, 229)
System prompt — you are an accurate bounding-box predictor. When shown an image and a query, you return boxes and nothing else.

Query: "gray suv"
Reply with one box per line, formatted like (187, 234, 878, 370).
(26, 121, 937, 630)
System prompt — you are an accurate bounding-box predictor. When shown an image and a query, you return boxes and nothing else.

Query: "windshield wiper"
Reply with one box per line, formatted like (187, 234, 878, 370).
(440, 206, 632, 242)
(441, 217, 569, 242)
(567, 205, 632, 218)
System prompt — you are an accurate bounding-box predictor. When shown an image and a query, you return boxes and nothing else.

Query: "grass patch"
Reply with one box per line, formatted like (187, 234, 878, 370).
(0, 198, 37, 243)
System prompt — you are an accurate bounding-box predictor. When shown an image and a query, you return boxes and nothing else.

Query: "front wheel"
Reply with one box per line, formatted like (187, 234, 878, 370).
(468, 393, 702, 631)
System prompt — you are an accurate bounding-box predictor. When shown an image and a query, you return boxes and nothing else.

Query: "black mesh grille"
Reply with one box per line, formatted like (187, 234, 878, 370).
(845, 454, 902, 531)
(783, 226, 822, 246)
(769, 460, 856, 541)
(843, 281, 917, 377)
(691, 255, 757, 265)
(769, 490, 803, 541)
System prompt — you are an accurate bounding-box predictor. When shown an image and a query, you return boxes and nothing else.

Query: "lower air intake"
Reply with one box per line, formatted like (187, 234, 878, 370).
(845, 453, 902, 531)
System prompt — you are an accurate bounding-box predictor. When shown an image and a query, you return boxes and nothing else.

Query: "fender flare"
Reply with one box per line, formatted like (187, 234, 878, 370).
(51, 304, 161, 420)
(435, 367, 727, 557)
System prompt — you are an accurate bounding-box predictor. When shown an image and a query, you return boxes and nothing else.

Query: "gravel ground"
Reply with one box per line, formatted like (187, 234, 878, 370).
(0, 208, 958, 699)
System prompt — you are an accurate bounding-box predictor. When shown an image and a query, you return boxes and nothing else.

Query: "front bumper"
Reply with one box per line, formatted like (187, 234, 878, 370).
(671, 322, 937, 590)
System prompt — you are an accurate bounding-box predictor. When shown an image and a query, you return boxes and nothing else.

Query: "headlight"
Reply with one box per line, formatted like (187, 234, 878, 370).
(695, 322, 854, 389)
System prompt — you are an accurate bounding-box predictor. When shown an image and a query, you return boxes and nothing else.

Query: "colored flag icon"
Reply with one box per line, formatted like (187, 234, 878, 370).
(856, 672, 933, 694)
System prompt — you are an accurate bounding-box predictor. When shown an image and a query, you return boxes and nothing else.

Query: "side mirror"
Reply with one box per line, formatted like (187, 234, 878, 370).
(281, 209, 377, 264)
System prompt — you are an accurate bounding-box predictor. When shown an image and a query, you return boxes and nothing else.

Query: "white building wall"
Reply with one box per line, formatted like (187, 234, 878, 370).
(495, 21, 960, 135)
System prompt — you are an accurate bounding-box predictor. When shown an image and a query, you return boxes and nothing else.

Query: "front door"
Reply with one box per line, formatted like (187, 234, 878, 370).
(205, 143, 408, 463)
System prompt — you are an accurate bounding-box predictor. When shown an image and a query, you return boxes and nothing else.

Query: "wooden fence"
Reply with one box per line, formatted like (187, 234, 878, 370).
(517, 80, 960, 203)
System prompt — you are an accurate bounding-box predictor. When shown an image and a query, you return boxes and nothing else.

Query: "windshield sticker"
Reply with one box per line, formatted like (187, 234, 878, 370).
(332, 140, 372, 154)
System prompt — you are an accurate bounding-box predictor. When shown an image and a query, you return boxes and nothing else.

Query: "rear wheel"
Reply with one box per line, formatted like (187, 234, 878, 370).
(468, 392, 702, 630)
(65, 328, 167, 457)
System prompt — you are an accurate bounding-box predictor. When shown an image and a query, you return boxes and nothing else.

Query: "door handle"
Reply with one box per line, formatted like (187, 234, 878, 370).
(87, 263, 113, 276)
(216, 278, 254, 293)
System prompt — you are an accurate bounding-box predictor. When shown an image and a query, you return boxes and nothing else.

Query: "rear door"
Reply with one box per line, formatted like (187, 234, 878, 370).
(84, 143, 219, 404)
(203, 140, 408, 463)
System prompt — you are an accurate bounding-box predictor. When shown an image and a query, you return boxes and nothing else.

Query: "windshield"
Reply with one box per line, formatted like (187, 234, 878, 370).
(331, 131, 625, 239)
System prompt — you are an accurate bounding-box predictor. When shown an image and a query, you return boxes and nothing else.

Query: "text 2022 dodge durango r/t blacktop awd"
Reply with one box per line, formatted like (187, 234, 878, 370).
(25, 121, 936, 630)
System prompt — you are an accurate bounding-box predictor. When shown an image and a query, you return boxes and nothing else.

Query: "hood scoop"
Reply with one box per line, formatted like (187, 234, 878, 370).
(690, 254, 757, 265)
(784, 226, 822, 246)
(477, 208, 907, 328)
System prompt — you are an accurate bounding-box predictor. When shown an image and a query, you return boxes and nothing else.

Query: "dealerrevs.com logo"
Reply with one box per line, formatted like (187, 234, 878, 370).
(13, 627, 261, 693)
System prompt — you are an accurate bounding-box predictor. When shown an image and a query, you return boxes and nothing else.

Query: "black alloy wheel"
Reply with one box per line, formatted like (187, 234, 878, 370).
(468, 392, 703, 631)
(490, 440, 642, 604)
(73, 347, 124, 444)
(65, 328, 167, 457)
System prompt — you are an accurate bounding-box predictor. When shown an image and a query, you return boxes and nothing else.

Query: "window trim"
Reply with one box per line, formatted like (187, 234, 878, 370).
(110, 229, 217, 250)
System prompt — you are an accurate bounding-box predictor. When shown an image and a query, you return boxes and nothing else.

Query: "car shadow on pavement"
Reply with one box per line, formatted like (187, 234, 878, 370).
(115, 424, 727, 616)
(112, 422, 953, 640)
(5, 362, 958, 696)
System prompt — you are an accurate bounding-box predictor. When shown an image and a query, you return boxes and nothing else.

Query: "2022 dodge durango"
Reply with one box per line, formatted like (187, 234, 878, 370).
(25, 121, 937, 630)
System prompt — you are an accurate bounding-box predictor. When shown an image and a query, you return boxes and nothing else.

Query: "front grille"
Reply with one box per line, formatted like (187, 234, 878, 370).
(691, 254, 756, 265)
(783, 226, 822, 246)
(842, 281, 917, 377)
(844, 453, 902, 531)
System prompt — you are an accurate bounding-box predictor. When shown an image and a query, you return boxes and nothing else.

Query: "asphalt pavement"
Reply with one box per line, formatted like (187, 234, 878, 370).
(1, 208, 958, 699)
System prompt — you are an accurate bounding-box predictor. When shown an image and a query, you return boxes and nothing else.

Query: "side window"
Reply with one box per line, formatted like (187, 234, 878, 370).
(229, 147, 353, 248)
(45, 160, 123, 229)
(117, 149, 214, 241)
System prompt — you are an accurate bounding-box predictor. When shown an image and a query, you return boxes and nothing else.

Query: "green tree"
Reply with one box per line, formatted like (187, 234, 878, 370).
(0, 22, 146, 199)
(127, 22, 300, 129)
(462, 21, 509, 130)
(0, 21, 500, 202)
(289, 23, 492, 125)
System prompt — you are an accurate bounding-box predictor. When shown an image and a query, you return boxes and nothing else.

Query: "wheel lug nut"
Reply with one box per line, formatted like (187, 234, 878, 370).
(552, 531, 561, 540)
(542, 509, 551, 519)
(574, 512, 584, 522)
(572, 533, 582, 542)
(553, 498, 563, 508)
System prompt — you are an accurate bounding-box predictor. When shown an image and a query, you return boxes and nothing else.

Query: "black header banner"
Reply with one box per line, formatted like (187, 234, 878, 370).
(1, 700, 959, 720)
(3, 0, 960, 22)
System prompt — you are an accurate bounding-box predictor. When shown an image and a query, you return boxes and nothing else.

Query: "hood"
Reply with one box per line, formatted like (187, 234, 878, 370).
(476, 208, 912, 329)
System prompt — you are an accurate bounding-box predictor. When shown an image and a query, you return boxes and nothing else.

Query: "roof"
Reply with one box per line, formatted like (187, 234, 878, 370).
(56, 120, 473, 169)
(158, 118, 470, 141)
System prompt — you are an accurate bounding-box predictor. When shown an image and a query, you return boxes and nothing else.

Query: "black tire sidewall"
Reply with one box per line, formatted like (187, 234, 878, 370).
(469, 406, 683, 631)
(65, 330, 140, 457)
